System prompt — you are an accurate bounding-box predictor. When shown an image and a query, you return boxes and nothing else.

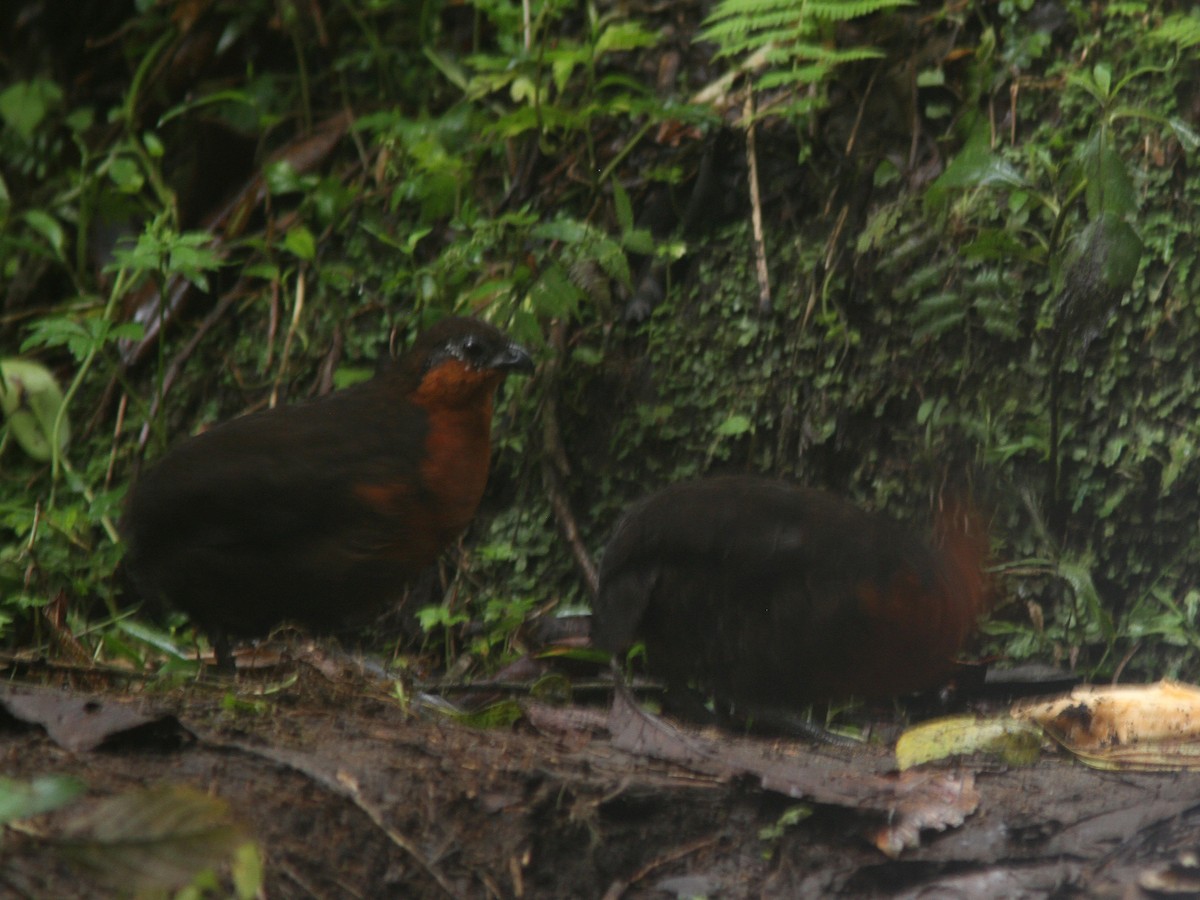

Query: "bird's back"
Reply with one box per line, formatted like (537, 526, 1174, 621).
(124, 373, 436, 637)
(594, 476, 990, 707)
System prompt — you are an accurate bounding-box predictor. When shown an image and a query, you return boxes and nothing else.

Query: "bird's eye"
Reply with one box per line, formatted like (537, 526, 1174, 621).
(458, 334, 487, 363)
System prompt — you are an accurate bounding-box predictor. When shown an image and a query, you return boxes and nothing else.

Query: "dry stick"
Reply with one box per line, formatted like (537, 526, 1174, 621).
(135, 288, 242, 454)
(264, 278, 281, 370)
(334, 770, 460, 899)
(1010, 80, 1019, 145)
(104, 392, 127, 489)
(802, 203, 850, 330)
(314, 325, 344, 396)
(541, 319, 600, 599)
(743, 89, 771, 314)
(270, 271, 307, 409)
(1112, 640, 1141, 684)
(600, 835, 721, 900)
(843, 67, 879, 158)
(0, 653, 168, 683)
(202, 734, 460, 898)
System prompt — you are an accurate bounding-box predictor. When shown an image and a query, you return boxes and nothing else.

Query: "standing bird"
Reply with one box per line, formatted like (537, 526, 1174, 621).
(123, 316, 534, 669)
(593, 476, 989, 719)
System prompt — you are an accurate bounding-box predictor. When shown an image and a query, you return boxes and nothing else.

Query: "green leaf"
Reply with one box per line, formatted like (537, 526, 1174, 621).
(416, 604, 469, 631)
(612, 179, 635, 235)
(896, 715, 1043, 770)
(22, 210, 66, 257)
(0, 78, 64, 140)
(527, 263, 584, 317)
(64, 106, 94, 133)
(0, 358, 69, 461)
(1076, 133, 1137, 218)
(622, 228, 655, 255)
(108, 156, 145, 193)
(142, 130, 165, 158)
(0, 775, 85, 824)
(532, 218, 591, 244)
(715, 413, 752, 436)
(332, 366, 375, 389)
(116, 619, 192, 660)
(1150, 12, 1200, 50)
(594, 22, 660, 55)
(57, 785, 251, 892)
(283, 225, 317, 261)
(264, 159, 316, 195)
(1167, 116, 1200, 152)
(1061, 212, 1143, 302)
(439, 699, 524, 729)
(926, 119, 1025, 210)
(231, 841, 265, 899)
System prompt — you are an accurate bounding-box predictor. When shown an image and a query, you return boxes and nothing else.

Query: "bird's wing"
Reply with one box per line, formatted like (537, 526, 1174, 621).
(127, 388, 430, 561)
(593, 478, 931, 650)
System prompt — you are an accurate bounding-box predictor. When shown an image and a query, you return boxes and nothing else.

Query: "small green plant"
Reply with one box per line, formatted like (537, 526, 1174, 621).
(758, 803, 813, 859)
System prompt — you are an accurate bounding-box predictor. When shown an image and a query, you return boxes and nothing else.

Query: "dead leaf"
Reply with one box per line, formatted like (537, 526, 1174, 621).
(868, 769, 979, 858)
(606, 686, 980, 855)
(57, 784, 251, 892)
(895, 714, 1043, 770)
(0, 683, 187, 752)
(1013, 680, 1200, 770)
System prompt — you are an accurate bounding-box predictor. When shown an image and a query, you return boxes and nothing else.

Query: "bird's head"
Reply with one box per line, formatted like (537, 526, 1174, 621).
(404, 316, 534, 408)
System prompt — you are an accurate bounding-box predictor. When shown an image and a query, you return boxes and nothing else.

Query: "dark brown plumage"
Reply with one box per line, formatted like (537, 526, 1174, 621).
(593, 476, 990, 714)
(123, 316, 533, 668)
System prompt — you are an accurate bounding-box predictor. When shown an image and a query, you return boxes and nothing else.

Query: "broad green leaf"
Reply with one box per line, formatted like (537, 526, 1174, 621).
(0, 78, 63, 140)
(0, 358, 70, 461)
(58, 785, 251, 892)
(0, 775, 85, 824)
(23, 210, 66, 257)
(612, 179, 634, 235)
(108, 156, 145, 193)
(283, 225, 316, 261)
(1076, 133, 1137, 218)
(927, 119, 1024, 210)
(715, 413, 752, 436)
(896, 715, 1043, 770)
(594, 22, 660, 55)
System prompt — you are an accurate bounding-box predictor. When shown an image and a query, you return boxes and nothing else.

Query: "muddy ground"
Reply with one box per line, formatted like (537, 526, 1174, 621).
(3, 655, 1200, 899)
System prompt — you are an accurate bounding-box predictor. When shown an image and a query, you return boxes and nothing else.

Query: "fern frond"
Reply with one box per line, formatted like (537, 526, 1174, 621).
(700, 0, 914, 125)
(1150, 13, 1200, 50)
(804, 0, 913, 19)
(757, 65, 831, 90)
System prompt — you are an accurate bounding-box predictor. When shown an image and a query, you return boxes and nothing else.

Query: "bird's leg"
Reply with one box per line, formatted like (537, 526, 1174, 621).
(210, 627, 236, 675)
(727, 702, 861, 747)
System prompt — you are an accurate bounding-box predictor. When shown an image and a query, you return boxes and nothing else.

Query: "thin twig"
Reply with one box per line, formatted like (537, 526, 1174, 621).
(104, 392, 127, 490)
(335, 770, 460, 898)
(743, 90, 771, 313)
(196, 731, 461, 898)
(600, 835, 721, 900)
(271, 271, 307, 409)
(135, 286, 243, 454)
(540, 320, 599, 598)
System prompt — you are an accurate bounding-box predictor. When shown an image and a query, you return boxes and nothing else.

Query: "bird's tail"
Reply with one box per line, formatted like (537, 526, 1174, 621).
(932, 496, 992, 629)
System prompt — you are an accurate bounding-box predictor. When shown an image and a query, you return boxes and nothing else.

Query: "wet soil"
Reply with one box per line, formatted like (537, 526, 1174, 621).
(3, 657, 1200, 899)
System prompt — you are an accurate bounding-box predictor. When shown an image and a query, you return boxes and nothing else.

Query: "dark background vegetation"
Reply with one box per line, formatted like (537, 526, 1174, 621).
(2, 0, 1200, 686)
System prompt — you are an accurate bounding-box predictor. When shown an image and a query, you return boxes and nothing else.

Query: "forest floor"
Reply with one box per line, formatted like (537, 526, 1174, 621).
(3, 651, 1200, 899)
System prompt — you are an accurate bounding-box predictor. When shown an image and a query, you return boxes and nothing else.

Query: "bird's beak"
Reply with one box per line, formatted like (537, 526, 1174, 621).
(492, 342, 535, 375)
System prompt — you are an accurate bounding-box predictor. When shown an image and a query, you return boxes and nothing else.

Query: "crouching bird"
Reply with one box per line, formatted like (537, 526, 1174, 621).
(123, 316, 534, 670)
(592, 476, 990, 723)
